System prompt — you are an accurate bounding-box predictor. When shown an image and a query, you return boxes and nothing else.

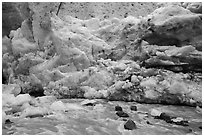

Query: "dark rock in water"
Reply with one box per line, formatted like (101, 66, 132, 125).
(188, 128, 193, 133)
(155, 113, 189, 126)
(173, 120, 189, 126)
(115, 105, 123, 111)
(80, 99, 98, 106)
(116, 111, 129, 118)
(5, 119, 13, 124)
(154, 112, 173, 123)
(199, 126, 202, 129)
(159, 113, 172, 123)
(124, 119, 137, 130)
(146, 121, 153, 125)
(27, 114, 44, 118)
(130, 105, 137, 111)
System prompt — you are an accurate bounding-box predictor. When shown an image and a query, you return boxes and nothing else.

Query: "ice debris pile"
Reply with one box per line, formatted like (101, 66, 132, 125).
(2, 2, 202, 117)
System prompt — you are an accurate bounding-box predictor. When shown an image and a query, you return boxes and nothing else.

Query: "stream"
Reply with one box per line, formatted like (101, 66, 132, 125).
(2, 99, 202, 135)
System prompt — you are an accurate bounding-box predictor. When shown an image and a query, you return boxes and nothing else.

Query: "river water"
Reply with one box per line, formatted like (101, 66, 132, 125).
(2, 99, 202, 135)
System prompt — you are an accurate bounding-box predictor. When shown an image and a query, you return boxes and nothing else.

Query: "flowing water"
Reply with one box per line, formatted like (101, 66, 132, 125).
(2, 99, 202, 135)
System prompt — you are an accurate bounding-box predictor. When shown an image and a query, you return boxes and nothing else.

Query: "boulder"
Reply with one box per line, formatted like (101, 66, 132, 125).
(115, 105, 123, 111)
(142, 5, 202, 47)
(130, 105, 137, 111)
(150, 109, 162, 117)
(116, 111, 129, 118)
(13, 94, 33, 106)
(21, 106, 49, 118)
(124, 119, 137, 130)
(143, 44, 202, 72)
(81, 86, 98, 99)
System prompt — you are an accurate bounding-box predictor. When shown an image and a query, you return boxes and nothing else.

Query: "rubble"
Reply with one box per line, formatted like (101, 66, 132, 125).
(2, 2, 202, 119)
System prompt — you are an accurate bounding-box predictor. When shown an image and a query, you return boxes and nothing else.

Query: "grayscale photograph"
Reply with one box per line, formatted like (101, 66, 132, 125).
(2, 1, 202, 135)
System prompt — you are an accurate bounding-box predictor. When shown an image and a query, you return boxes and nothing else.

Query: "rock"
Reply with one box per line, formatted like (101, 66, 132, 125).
(145, 45, 202, 72)
(146, 121, 153, 125)
(80, 99, 97, 106)
(36, 96, 57, 105)
(159, 113, 172, 123)
(98, 89, 109, 98)
(13, 94, 33, 106)
(196, 106, 202, 113)
(165, 45, 196, 57)
(150, 109, 162, 117)
(124, 119, 137, 130)
(116, 111, 129, 118)
(144, 89, 160, 99)
(140, 77, 157, 88)
(5, 119, 13, 124)
(27, 83, 45, 97)
(2, 84, 21, 96)
(21, 106, 49, 118)
(130, 105, 137, 111)
(115, 105, 123, 111)
(171, 117, 184, 123)
(199, 126, 202, 129)
(168, 81, 189, 95)
(82, 86, 98, 99)
(131, 75, 139, 83)
(114, 81, 125, 91)
(142, 5, 202, 47)
(50, 101, 67, 111)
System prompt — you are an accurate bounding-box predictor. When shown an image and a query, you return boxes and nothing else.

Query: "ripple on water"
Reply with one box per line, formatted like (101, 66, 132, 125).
(2, 99, 202, 135)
